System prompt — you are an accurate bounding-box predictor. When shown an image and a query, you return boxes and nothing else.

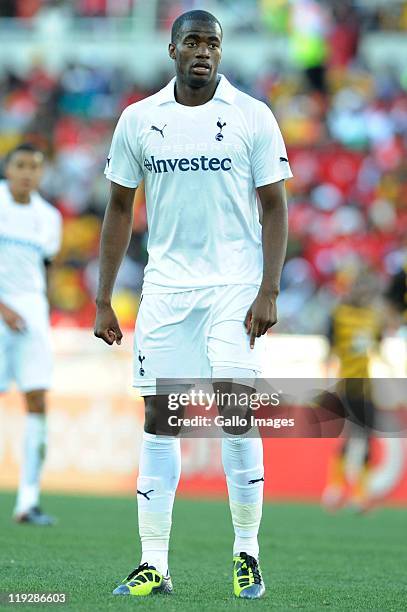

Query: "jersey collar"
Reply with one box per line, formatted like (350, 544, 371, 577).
(156, 74, 236, 106)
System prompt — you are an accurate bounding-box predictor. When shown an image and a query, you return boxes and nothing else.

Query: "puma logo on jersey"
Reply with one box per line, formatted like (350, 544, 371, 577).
(151, 124, 167, 138)
(248, 477, 264, 484)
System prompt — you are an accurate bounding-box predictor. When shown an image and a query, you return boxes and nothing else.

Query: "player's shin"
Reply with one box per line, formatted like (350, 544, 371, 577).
(15, 413, 47, 514)
(222, 436, 264, 560)
(137, 431, 181, 576)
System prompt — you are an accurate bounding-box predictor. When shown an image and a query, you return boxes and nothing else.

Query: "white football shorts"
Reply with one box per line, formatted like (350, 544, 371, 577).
(0, 302, 52, 393)
(133, 285, 266, 396)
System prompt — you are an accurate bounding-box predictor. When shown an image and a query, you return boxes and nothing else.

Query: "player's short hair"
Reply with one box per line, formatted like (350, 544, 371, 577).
(171, 10, 223, 43)
(4, 142, 44, 165)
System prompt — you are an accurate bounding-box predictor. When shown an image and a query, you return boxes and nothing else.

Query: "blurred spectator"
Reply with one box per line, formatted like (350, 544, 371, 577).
(1, 0, 407, 32)
(0, 1, 16, 18)
(329, 0, 360, 69)
(291, 0, 330, 92)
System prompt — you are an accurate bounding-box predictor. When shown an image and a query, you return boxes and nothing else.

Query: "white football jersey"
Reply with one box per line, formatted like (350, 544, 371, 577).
(105, 75, 293, 293)
(0, 180, 62, 316)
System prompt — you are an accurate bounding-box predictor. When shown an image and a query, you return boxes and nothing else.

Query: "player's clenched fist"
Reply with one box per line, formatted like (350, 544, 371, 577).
(0, 303, 26, 332)
(244, 290, 277, 349)
(94, 303, 123, 346)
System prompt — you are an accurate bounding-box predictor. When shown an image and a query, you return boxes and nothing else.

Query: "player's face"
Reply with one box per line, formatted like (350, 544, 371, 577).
(169, 21, 222, 88)
(5, 151, 44, 195)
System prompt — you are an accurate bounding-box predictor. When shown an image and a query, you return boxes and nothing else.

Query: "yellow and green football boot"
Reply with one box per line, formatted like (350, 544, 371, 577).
(112, 562, 173, 596)
(233, 552, 265, 599)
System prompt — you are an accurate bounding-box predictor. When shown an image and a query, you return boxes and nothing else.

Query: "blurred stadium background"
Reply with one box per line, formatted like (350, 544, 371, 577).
(0, 0, 406, 503)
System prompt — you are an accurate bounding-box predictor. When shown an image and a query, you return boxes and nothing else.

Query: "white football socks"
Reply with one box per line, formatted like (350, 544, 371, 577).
(15, 413, 47, 515)
(137, 431, 181, 576)
(222, 436, 264, 560)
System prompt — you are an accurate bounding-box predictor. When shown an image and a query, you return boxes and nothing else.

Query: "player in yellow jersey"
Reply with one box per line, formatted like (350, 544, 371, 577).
(322, 271, 383, 512)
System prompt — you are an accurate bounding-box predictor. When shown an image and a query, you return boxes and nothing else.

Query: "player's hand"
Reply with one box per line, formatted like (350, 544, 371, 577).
(0, 304, 26, 332)
(94, 303, 123, 346)
(244, 290, 277, 349)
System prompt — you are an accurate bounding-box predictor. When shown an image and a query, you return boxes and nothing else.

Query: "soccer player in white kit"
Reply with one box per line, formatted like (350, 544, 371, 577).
(94, 10, 292, 599)
(0, 144, 62, 525)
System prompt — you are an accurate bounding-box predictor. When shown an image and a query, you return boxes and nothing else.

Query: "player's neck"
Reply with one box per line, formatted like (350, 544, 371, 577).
(174, 75, 220, 107)
(8, 186, 31, 205)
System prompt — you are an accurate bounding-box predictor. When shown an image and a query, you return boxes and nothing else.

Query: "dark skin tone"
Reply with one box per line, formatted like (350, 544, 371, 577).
(168, 20, 223, 106)
(246, 180, 287, 348)
(94, 20, 288, 433)
(0, 151, 48, 413)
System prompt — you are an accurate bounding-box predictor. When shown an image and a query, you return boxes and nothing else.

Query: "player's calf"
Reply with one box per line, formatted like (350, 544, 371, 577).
(14, 389, 55, 525)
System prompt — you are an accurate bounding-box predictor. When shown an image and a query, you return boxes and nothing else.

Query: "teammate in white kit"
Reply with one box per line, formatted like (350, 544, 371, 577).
(95, 10, 292, 599)
(0, 144, 62, 525)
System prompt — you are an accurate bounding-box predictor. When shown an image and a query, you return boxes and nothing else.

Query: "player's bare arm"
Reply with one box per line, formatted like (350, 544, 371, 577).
(0, 301, 26, 332)
(244, 180, 288, 348)
(94, 181, 136, 346)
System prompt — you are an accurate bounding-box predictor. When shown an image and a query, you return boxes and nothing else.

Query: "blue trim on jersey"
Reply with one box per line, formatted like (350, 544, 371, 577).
(0, 234, 42, 253)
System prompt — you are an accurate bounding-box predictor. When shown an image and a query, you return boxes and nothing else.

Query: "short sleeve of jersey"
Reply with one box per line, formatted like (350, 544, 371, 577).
(43, 208, 62, 260)
(251, 103, 293, 188)
(104, 107, 143, 188)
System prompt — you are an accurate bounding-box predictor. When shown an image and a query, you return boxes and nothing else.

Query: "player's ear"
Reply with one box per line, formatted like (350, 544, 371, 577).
(168, 43, 176, 60)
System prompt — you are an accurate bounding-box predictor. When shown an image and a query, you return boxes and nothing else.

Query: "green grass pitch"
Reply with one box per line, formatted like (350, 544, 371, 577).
(0, 492, 406, 611)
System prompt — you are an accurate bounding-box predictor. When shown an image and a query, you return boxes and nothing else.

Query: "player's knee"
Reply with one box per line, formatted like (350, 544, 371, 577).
(25, 389, 46, 413)
(219, 404, 253, 435)
(144, 412, 157, 435)
(213, 371, 257, 435)
(222, 420, 252, 436)
(143, 396, 182, 436)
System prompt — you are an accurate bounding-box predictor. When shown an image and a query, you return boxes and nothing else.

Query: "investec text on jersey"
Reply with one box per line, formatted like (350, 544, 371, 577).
(143, 155, 232, 174)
